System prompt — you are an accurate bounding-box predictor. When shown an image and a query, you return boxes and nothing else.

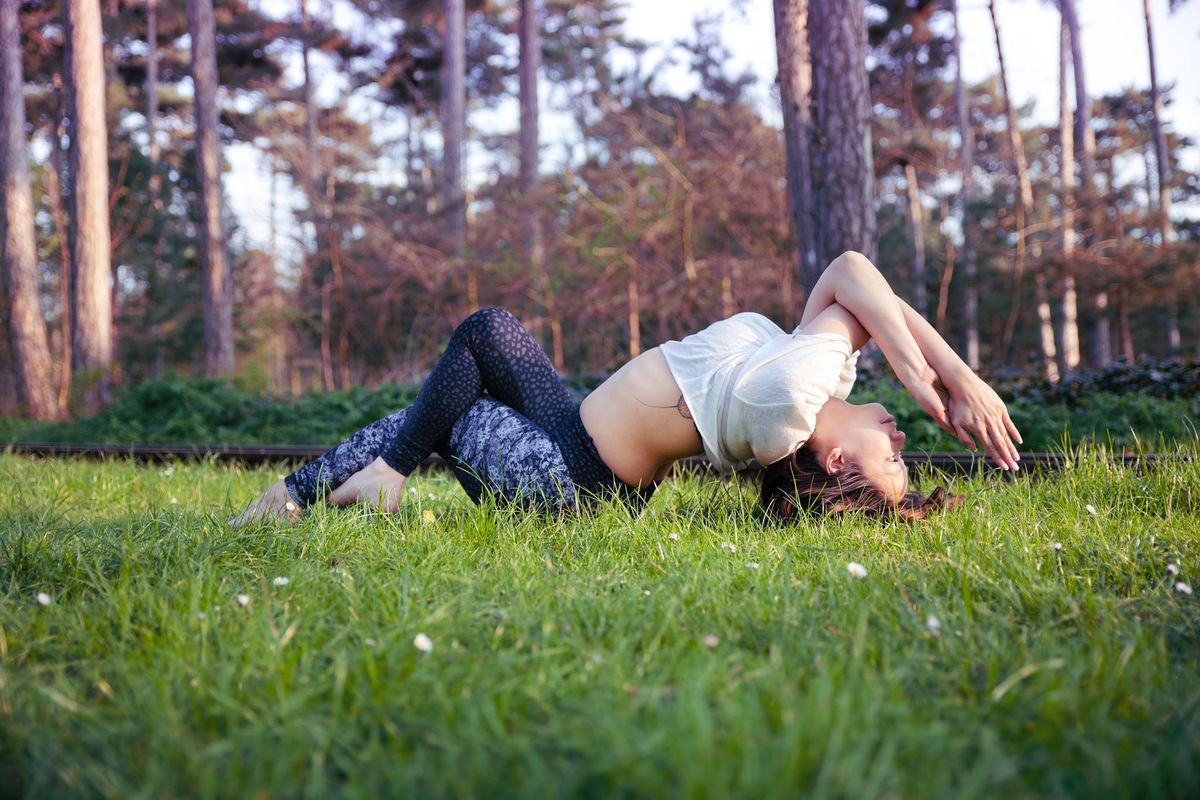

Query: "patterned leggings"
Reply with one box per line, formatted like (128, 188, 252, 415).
(284, 307, 652, 513)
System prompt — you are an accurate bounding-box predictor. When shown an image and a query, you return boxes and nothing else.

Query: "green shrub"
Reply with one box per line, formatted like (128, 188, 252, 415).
(2, 374, 1196, 451)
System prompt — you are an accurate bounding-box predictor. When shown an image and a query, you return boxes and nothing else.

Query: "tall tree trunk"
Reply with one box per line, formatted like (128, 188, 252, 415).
(442, 0, 467, 274)
(298, 0, 334, 389)
(518, 0, 559, 368)
(773, 0, 819, 293)
(145, 0, 160, 173)
(45, 104, 72, 412)
(950, 0, 978, 369)
(989, 0, 1056, 380)
(1057, 15, 1081, 375)
(806, 0, 875, 275)
(64, 0, 113, 405)
(1, 0, 58, 418)
(187, 0, 234, 376)
(267, 157, 287, 393)
(1142, 0, 1181, 354)
(1117, 285, 1135, 362)
(903, 161, 927, 318)
(1059, 0, 1109, 367)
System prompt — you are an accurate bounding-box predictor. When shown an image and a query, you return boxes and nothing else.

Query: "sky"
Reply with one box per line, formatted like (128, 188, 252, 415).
(224, 0, 1200, 260)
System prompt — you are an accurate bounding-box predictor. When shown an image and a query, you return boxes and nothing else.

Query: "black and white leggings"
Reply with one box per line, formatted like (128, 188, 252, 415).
(284, 307, 652, 513)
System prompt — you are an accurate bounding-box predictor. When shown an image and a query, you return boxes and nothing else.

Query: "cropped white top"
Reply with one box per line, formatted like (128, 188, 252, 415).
(659, 312, 859, 473)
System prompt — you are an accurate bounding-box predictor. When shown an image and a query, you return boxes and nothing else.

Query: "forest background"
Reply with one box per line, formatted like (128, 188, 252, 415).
(1, 0, 1198, 427)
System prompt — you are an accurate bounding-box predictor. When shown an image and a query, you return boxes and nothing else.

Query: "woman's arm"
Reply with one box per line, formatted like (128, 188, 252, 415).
(896, 297, 1022, 469)
(799, 252, 951, 431)
(800, 251, 1021, 470)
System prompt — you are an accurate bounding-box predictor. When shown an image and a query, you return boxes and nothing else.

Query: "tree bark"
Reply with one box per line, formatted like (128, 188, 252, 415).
(146, 0, 160, 172)
(187, 0, 234, 376)
(1, 0, 59, 418)
(518, 0, 558, 368)
(45, 106, 72, 412)
(1059, 0, 1109, 367)
(773, 0, 819, 293)
(1142, 0, 1181, 354)
(64, 0, 113, 405)
(950, 0, 978, 369)
(1057, 15, 1080, 375)
(989, 0, 1056, 380)
(903, 161, 927, 319)
(299, 1, 333, 390)
(442, 0, 466, 254)
(806, 0, 875, 275)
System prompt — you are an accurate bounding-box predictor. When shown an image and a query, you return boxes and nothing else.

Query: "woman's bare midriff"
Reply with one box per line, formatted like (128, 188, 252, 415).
(579, 347, 705, 488)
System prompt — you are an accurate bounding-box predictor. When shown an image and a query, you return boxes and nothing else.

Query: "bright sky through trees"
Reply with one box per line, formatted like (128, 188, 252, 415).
(224, 0, 1200, 259)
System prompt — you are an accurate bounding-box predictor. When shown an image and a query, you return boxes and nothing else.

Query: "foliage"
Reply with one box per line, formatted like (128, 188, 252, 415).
(0, 375, 418, 446)
(1, 453, 1198, 796)
(2, 368, 1196, 452)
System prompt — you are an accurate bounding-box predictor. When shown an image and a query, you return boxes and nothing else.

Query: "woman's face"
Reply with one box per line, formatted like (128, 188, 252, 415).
(812, 399, 909, 502)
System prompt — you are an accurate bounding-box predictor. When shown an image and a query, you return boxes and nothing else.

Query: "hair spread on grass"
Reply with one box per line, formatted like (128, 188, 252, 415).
(759, 445, 963, 522)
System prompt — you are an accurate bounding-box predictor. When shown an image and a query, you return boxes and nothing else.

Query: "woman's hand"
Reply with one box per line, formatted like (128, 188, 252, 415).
(943, 374, 1023, 470)
(900, 363, 954, 435)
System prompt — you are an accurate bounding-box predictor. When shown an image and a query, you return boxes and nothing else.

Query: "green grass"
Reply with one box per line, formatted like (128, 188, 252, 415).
(1, 449, 1198, 798)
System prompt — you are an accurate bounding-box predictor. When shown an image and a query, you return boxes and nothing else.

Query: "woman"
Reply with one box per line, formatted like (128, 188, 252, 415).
(232, 251, 1021, 525)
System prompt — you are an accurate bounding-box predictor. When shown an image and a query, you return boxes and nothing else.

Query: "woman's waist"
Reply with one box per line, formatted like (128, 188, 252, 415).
(579, 348, 702, 485)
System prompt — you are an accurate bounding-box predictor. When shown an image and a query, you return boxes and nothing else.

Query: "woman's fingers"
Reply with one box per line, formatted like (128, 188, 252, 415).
(987, 419, 1018, 470)
(954, 423, 976, 450)
(1004, 413, 1023, 445)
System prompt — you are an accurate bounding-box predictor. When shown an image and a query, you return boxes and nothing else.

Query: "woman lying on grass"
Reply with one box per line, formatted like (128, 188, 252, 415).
(232, 251, 1021, 526)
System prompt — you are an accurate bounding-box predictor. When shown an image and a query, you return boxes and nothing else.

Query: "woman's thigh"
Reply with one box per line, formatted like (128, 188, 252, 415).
(443, 397, 576, 512)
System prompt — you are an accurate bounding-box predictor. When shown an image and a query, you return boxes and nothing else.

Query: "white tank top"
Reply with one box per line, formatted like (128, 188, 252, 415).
(659, 312, 859, 473)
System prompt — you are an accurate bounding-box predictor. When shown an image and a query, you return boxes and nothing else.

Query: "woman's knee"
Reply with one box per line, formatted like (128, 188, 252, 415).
(457, 306, 524, 341)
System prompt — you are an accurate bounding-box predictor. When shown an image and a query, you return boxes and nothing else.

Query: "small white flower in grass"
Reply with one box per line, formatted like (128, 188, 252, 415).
(1085, 504, 1097, 516)
(1053, 542, 1063, 552)
(365, 638, 378, 648)
(236, 593, 250, 607)
(846, 562, 868, 579)
(702, 634, 719, 649)
(284, 501, 297, 512)
(408, 487, 418, 495)
(1166, 563, 1179, 576)
(746, 562, 760, 571)
(413, 633, 433, 653)
(196, 612, 206, 620)
(925, 615, 941, 635)
(162, 466, 175, 477)
(1176, 582, 1193, 596)
(668, 532, 680, 542)
(720, 541, 736, 553)
(170, 498, 179, 505)
(272, 576, 290, 587)
(36, 591, 52, 606)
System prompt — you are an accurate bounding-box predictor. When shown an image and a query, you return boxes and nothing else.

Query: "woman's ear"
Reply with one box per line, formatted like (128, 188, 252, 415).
(824, 447, 845, 475)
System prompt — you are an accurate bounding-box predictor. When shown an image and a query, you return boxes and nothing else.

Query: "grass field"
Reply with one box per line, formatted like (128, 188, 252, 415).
(1, 450, 1198, 798)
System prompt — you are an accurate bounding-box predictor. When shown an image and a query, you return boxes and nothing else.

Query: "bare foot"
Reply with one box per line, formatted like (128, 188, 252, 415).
(327, 456, 406, 512)
(229, 480, 302, 528)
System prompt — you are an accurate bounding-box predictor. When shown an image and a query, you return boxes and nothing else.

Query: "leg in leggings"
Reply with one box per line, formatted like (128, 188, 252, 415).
(285, 307, 576, 508)
(380, 306, 576, 476)
(284, 398, 576, 512)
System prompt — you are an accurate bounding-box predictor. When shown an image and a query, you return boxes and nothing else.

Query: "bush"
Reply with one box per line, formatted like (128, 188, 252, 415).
(2, 376, 419, 445)
(2, 370, 1196, 451)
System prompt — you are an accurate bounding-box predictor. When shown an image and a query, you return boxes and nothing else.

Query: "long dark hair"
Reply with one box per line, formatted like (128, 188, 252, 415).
(759, 445, 962, 522)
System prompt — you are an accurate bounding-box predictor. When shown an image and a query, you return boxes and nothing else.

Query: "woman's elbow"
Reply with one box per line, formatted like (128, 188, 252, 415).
(832, 250, 875, 272)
